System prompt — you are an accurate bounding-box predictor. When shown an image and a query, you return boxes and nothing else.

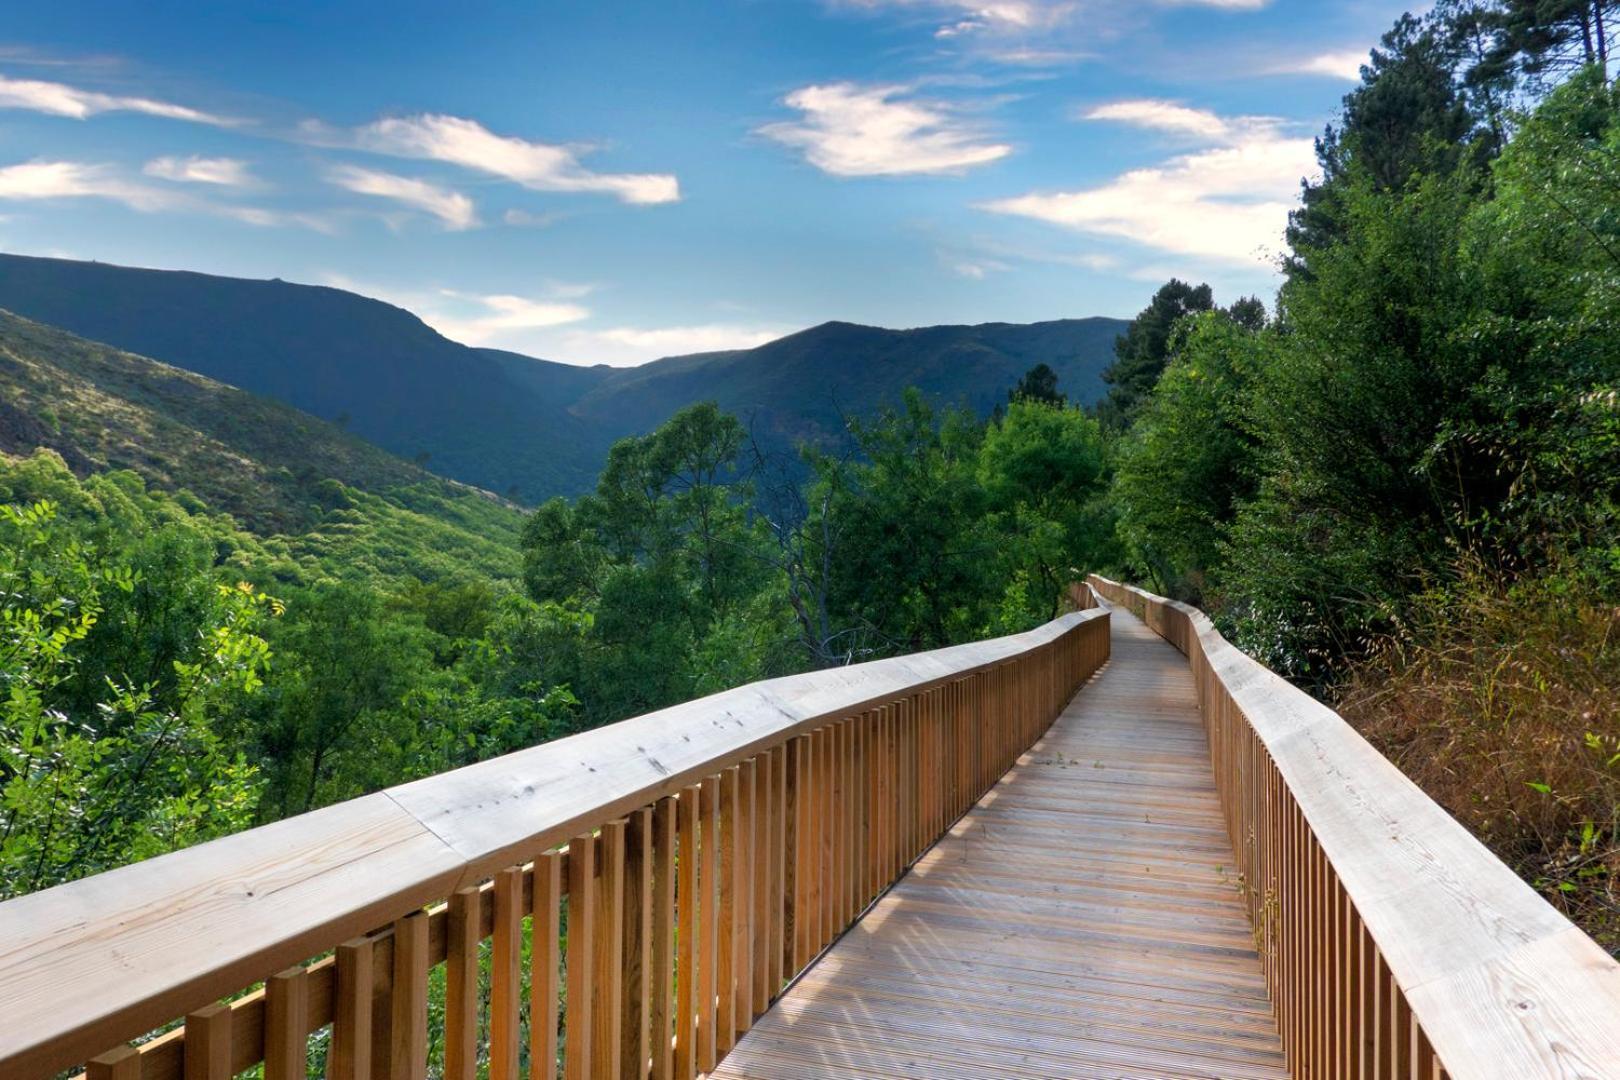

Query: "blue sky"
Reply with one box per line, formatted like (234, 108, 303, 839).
(0, 1, 1416, 365)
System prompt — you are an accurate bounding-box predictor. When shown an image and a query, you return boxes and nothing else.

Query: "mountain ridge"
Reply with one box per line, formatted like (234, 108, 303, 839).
(0, 252, 1126, 500)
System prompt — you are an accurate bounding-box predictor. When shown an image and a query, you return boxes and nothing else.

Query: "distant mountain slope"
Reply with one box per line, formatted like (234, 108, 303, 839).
(0, 309, 522, 581)
(0, 254, 1126, 500)
(0, 253, 609, 499)
(572, 318, 1124, 450)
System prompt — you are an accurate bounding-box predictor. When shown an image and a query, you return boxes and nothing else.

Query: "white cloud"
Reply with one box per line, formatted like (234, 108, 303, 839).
(326, 164, 478, 230)
(0, 72, 235, 125)
(319, 273, 590, 350)
(981, 104, 1315, 265)
(559, 323, 788, 364)
(0, 160, 177, 211)
(1081, 100, 1232, 140)
(759, 82, 1011, 177)
(144, 155, 256, 186)
(1281, 49, 1367, 81)
(503, 208, 563, 228)
(0, 158, 333, 231)
(217, 205, 339, 233)
(346, 114, 680, 205)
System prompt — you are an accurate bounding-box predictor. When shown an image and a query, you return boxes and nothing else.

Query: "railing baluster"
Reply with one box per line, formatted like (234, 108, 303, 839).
(565, 833, 596, 1080)
(750, 756, 771, 1021)
(445, 887, 481, 1080)
(389, 912, 428, 1080)
(649, 800, 676, 1080)
(493, 866, 525, 1080)
(716, 769, 739, 1057)
(331, 938, 373, 1080)
(592, 820, 626, 1079)
(533, 850, 564, 1080)
(182, 1002, 231, 1080)
(674, 788, 699, 1080)
(623, 806, 653, 1080)
(266, 967, 309, 1080)
(697, 777, 720, 1074)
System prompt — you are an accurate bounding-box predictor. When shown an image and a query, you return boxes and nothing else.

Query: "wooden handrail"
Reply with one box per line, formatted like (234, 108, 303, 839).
(1088, 574, 1620, 1079)
(0, 602, 1111, 1079)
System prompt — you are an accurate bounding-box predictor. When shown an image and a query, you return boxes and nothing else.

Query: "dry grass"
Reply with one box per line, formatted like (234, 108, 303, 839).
(1336, 563, 1620, 955)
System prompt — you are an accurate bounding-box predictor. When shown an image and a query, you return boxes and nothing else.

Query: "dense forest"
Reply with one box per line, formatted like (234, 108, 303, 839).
(2, 0, 1616, 952)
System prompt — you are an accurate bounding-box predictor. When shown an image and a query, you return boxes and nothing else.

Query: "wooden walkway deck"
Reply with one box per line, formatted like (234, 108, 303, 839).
(712, 607, 1290, 1079)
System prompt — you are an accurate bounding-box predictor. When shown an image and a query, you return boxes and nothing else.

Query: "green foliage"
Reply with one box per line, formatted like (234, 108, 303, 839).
(1097, 279, 1215, 424)
(0, 499, 272, 896)
(1113, 312, 1264, 602)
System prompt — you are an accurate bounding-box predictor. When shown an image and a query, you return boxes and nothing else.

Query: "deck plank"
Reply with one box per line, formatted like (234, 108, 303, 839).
(712, 607, 1290, 1079)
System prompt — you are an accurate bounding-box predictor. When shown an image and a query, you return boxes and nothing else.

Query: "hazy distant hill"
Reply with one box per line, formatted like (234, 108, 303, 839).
(0, 253, 1126, 500)
(572, 318, 1124, 451)
(0, 309, 523, 580)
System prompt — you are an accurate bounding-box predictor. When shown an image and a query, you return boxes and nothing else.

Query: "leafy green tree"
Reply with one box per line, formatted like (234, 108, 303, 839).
(1113, 312, 1265, 602)
(979, 399, 1117, 617)
(0, 500, 272, 896)
(251, 580, 435, 815)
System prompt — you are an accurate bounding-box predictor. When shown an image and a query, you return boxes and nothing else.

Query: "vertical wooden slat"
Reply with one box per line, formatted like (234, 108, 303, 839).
(716, 768, 738, 1056)
(623, 807, 653, 1080)
(391, 913, 429, 1080)
(735, 759, 756, 1037)
(650, 799, 676, 1080)
(265, 966, 308, 1080)
(697, 777, 721, 1074)
(493, 866, 525, 1080)
(330, 937, 373, 1080)
(769, 744, 787, 996)
(566, 833, 597, 1080)
(445, 886, 483, 1080)
(182, 1002, 232, 1080)
(593, 821, 626, 1080)
(533, 850, 564, 1080)
(86, 1046, 140, 1080)
(675, 787, 700, 1080)
(750, 755, 771, 1019)
(790, 736, 810, 974)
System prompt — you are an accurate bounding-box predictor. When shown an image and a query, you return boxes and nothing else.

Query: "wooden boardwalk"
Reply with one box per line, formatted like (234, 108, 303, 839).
(712, 607, 1290, 1079)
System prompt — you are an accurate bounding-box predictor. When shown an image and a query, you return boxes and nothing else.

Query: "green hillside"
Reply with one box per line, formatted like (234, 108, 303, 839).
(0, 253, 611, 499)
(0, 309, 522, 584)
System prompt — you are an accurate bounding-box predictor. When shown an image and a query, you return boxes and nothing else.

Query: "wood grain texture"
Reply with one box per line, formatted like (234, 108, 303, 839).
(445, 887, 481, 1080)
(714, 609, 1290, 1080)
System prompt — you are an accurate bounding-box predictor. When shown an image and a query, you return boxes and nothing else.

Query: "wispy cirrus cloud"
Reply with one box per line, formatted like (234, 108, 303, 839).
(0, 160, 179, 211)
(144, 155, 257, 187)
(0, 158, 335, 231)
(0, 72, 235, 125)
(982, 99, 1315, 266)
(325, 164, 478, 230)
(1277, 48, 1368, 81)
(759, 82, 1010, 177)
(319, 113, 679, 205)
(319, 273, 592, 350)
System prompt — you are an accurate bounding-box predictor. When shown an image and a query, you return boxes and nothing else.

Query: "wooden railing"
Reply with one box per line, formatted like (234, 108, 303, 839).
(0, 603, 1110, 1080)
(1088, 575, 1620, 1080)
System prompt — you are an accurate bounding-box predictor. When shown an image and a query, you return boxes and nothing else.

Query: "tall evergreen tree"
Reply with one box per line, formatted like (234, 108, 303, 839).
(1287, 14, 1481, 276)
(1096, 279, 1214, 426)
